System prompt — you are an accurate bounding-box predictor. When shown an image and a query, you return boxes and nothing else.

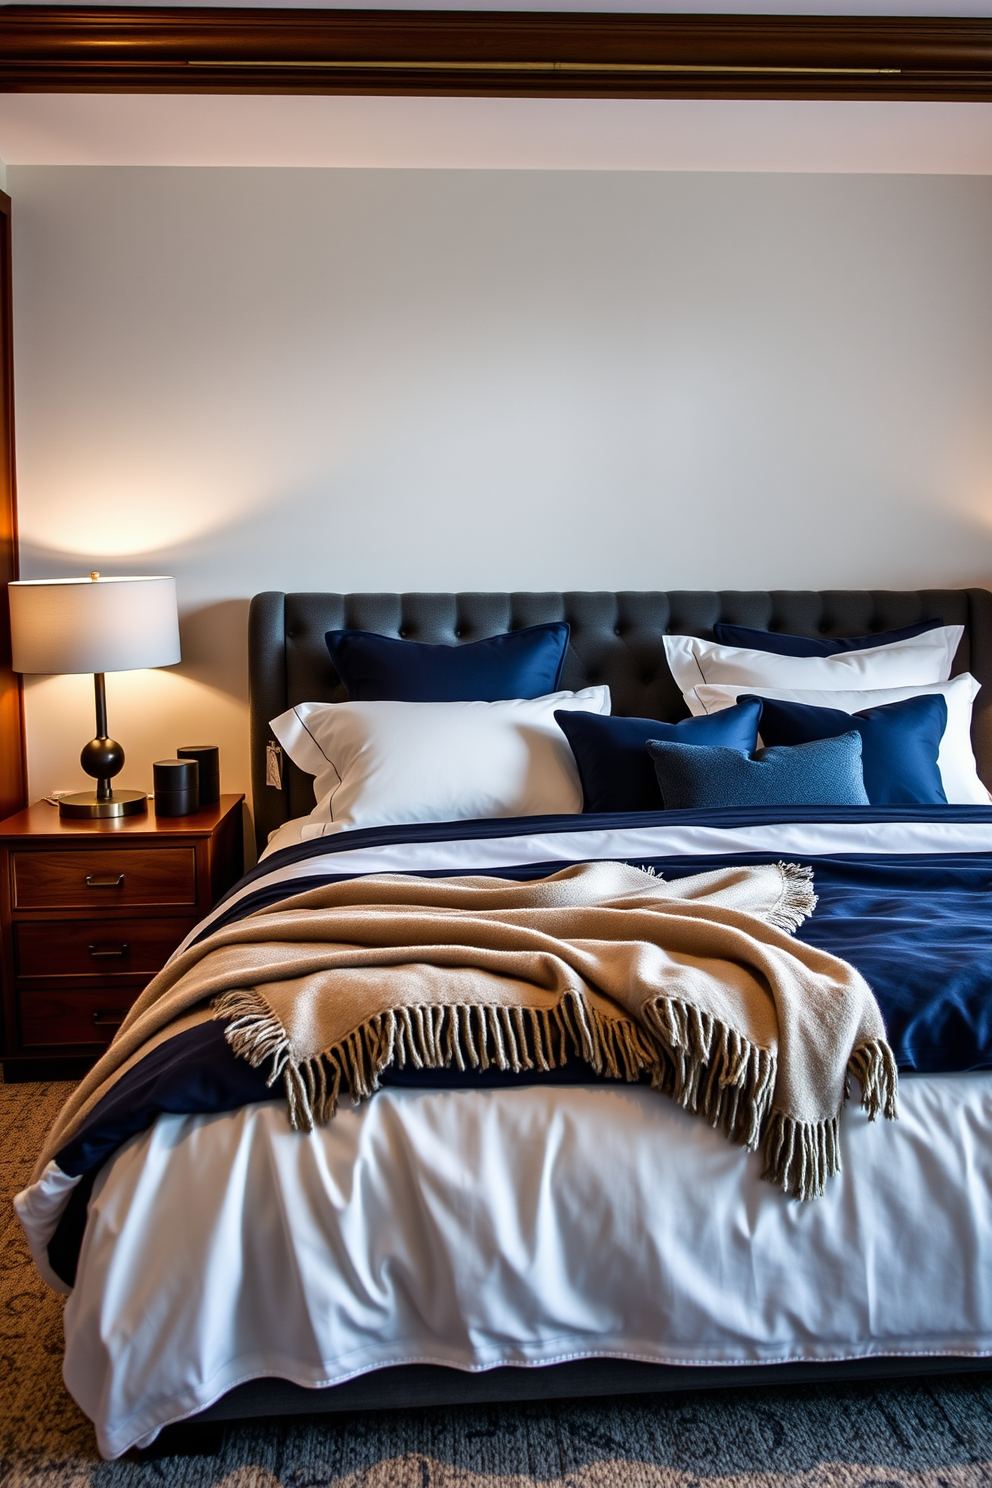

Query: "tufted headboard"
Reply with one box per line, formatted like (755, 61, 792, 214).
(248, 589, 992, 851)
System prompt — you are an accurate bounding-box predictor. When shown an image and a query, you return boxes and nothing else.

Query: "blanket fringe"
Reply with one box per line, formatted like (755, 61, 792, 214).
(770, 863, 818, 934)
(760, 1037, 898, 1200)
(642, 996, 776, 1150)
(215, 987, 664, 1129)
(848, 1037, 899, 1122)
(213, 985, 780, 1154)
(762, 1111, 840, 1201)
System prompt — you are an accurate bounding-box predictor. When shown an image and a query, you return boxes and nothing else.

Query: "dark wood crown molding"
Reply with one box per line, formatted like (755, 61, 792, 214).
(0, 6, 990, 100)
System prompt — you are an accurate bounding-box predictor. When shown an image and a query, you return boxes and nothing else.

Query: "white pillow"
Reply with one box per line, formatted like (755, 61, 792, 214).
(663, 627, 963, 695)
(690, 673, 988, 806)
(270, 687, 612, 834)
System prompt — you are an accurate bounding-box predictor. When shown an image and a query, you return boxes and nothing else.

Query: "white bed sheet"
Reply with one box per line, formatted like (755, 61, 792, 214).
(263, 809, 992, 859)
(264, 814, 326, 855)
(23, 1072, 992, 1458)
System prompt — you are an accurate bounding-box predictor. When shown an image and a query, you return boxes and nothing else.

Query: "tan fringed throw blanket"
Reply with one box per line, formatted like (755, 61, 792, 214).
(36, 860, 896, 1201)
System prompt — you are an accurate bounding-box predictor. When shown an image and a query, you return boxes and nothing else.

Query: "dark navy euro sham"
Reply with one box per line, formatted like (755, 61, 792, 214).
(325, 622, 570, 702)
(751, 693, 947, 806)
(713, 618, 943, 657)
(554, 698, 762, 814)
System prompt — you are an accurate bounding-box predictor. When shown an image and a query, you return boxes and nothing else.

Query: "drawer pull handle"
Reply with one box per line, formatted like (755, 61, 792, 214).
(92, 1010, 125, 1028)
(85, 874, 125, 889)
(88, 943, 130, 959)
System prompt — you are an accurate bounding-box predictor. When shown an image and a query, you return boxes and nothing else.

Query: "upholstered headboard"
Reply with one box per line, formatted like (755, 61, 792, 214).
(248, 589, 992, 851)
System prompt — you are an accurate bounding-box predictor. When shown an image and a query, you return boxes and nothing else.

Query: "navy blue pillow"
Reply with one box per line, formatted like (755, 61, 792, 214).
(749, 693, 948, 806)
(555, 700, 762, 814)
(712, 618, 942, 658)
(646, 733, 870, 811)
(325, 622, 570, 703)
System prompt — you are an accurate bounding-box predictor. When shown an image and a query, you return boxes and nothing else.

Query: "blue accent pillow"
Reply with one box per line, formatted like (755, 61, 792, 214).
(712, 618, 942, 658)
(646, 733, 870, 810)
(555, 700, 762, 814)
(325, 622, 570, 703)
(749, 693, 948, 806)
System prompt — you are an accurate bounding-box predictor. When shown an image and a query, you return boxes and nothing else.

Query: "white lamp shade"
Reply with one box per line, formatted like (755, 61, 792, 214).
(8, 576, 181, 675)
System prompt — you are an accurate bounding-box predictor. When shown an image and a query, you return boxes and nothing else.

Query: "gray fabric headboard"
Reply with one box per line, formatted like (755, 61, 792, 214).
(248, 589, 992, 852)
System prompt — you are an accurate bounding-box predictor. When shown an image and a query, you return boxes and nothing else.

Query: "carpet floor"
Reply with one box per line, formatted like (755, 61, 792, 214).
(3, 1078, 992, 1488)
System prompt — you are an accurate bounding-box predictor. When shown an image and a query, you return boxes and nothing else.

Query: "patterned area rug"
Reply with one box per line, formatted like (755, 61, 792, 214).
(4, 1076, 992, 1488)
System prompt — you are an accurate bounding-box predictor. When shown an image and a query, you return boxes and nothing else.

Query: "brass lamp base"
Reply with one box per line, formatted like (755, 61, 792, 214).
(59, 789, 148, 820)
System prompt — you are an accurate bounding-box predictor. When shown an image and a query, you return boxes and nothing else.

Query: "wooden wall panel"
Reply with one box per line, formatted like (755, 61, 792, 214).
(0, 192, 25, 826)
(0, 7, 989, 101)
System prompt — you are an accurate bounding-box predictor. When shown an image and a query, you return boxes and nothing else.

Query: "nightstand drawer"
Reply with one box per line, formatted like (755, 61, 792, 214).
(11, 848, 197, 909)
(18, 989, 135, 1048)
(14, 918, 196, 979)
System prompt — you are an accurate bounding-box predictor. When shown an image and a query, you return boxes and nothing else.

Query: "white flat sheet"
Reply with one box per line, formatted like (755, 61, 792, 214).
(263, 814, 330, 856)
(44, 1073, 992, 1458)
(261, 811, 992, 864)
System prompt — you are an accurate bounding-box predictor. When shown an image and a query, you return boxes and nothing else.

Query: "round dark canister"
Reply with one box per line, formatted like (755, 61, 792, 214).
(177, 744, 220, 805)
(153, 758, 200, 817)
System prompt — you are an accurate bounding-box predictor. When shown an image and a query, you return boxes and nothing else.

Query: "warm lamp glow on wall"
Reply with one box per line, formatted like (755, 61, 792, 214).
(8, 573, 181, 818)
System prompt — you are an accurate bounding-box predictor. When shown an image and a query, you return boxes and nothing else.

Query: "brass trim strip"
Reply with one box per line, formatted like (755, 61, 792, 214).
(187, 60, 903, 76)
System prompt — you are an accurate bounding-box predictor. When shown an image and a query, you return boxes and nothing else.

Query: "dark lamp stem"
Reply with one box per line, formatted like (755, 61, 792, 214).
(94, 674, 112, 801)
(94, 672, 108, 741)
(80, 671, 126, 800)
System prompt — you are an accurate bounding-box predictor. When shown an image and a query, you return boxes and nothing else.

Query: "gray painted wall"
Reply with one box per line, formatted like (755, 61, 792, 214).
(9, 166, 992, 807)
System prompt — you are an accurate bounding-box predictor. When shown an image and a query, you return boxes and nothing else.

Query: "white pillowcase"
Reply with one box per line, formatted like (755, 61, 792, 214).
(270, 687, 612, 834)
(663, 627, 963, 695)
(689, 673, 989, 806)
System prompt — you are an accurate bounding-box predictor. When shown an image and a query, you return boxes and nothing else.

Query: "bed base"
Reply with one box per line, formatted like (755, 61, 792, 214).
(183, 1355, 991, 1433)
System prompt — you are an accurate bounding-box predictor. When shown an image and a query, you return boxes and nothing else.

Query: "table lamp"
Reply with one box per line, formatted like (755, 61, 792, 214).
(8, 573, 181, 819)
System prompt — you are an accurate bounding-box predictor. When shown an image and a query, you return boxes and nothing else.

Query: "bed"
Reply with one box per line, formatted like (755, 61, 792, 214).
(15, 586, 992, 1457)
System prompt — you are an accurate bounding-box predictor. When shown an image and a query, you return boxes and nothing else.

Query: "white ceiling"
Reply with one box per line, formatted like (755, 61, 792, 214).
(0, 92, 990, 171)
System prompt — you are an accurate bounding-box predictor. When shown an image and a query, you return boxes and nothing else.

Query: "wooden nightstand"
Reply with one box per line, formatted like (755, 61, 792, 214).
(0, 794, 244, 1079)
